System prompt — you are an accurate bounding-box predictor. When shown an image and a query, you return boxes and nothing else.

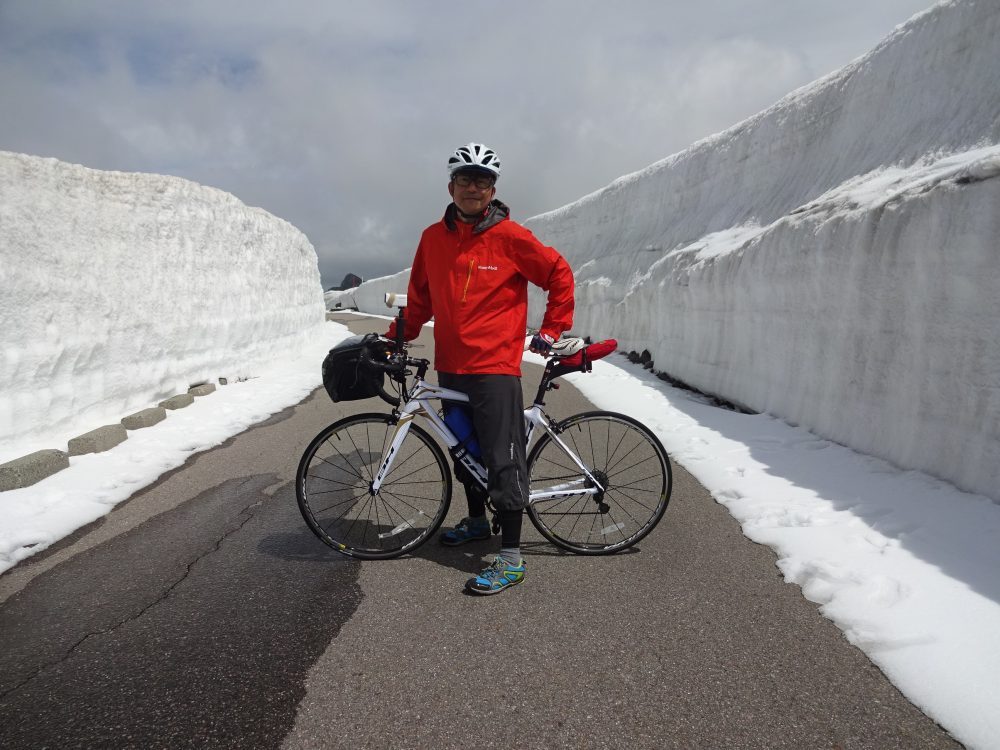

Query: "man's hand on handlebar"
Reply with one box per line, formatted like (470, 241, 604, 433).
(528, 332, 555, 357)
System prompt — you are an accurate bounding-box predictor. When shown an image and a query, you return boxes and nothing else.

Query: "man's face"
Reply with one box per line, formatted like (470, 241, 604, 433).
(448, 171, 496, 217)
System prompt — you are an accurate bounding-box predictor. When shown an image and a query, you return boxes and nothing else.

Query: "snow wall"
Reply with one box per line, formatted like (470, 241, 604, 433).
(0, 152, 326, 463)
(521, 0, 1000, 502)
(324, 269, 409, 313)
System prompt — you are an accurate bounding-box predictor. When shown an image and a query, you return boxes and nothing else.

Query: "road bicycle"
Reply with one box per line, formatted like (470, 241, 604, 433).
(296, 296, 672, 560)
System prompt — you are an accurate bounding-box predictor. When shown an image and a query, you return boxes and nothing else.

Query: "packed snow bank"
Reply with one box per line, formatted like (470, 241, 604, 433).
(0, 151, 326, 464)
(525, 0, 1000, 501)
(324, 269, 409, 312)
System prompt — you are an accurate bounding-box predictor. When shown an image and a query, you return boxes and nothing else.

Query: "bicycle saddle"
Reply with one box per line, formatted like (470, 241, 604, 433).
(550, 337, 587, 357)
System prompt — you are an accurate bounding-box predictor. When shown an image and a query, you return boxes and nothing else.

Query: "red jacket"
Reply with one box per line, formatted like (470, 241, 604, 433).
(388, 200, 574, 376)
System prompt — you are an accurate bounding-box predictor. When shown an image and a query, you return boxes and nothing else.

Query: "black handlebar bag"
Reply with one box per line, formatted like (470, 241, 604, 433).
(322, 334, 386, 402)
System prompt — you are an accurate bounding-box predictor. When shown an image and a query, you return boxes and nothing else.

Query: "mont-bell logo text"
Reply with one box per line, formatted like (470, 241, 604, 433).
(478, 265, 499, 271)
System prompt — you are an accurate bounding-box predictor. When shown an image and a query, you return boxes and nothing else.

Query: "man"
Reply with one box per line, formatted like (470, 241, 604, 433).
(387, 142, 574, 595)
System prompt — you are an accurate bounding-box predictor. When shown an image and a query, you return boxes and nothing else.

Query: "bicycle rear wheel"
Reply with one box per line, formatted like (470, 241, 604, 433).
(296, 413, 452, 559)
(526, 411, 671, 554)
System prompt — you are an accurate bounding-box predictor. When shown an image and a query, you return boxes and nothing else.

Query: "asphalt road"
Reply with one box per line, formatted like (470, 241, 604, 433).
(0, 313, 960, 749)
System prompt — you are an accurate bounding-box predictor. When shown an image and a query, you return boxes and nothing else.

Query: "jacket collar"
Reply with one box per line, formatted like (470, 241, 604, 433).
(443, 199, 509, 234)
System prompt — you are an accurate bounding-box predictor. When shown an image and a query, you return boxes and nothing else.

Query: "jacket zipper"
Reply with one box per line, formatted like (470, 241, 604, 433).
(462, 257, 475, 302)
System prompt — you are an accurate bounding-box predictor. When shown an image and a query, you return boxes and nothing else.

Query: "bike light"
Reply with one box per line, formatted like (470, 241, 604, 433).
(384, 292, 408, 308)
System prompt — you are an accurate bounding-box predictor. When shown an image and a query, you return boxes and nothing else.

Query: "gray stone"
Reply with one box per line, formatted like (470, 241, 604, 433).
(121, 407, 167, 430)
(159, 393, 194, 410)
(0, 449, 70, 491)
(68, 424, 128, 456)
(188, 383, 216, 397)
(218, 377, 229, 386)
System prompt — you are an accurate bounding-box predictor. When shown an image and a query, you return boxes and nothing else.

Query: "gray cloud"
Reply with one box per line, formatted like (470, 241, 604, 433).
(0, 0, 935, 287)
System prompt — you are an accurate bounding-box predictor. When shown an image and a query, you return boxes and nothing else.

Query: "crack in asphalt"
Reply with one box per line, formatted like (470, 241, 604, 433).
(0, 486, 263, 705)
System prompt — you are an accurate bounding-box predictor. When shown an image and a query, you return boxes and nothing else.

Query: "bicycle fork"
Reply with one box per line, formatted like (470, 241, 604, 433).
(371, 414, 414, 494)
(368, 415, 434, 540)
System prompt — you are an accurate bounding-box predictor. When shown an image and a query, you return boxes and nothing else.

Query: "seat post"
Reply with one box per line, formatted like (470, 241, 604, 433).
(394, 306, 405, 351)
(532, 361, 555, 407)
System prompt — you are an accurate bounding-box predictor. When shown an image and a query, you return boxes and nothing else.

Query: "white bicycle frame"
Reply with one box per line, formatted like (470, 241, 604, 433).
(371, 376, 607, 506)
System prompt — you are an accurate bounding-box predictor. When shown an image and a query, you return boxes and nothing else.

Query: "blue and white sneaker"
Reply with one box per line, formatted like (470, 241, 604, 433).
(465, 556, 526, 595)
(439, 516, 491, 546)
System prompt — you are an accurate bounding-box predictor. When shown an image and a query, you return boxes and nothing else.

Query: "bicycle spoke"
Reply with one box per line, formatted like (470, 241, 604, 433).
(337, 427, 377, 470)
(384, 452, 447, 485)
(603, 424, 633, 474)
(530, 451, 580, 477)
(604, 453, 662, 482)
(310, 487, 371, 514)
(321, 489, 369, 538)
(603, 484, 663, 501)
(314, 449, 366, 482)
(378, 486, 438, 514)
(305, 481, 364, 495)
(602, 493, 648, 529)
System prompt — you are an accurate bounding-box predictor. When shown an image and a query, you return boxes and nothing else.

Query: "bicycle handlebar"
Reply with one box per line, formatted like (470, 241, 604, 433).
(359, 337, 432, 408)
(359, 345, 403, 407)
(360, 324, 613, 410)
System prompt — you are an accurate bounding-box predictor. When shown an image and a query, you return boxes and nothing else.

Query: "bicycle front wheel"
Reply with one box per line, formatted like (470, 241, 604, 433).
(296, 413, 452, 560)
(526, 411, 671, 554)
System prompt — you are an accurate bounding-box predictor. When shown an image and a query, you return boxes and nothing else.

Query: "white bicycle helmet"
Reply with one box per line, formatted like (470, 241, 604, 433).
(448, 142, 501, 179)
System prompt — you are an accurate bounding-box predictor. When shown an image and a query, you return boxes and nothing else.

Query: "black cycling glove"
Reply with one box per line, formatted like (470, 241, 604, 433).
(529, 333, 555, 356)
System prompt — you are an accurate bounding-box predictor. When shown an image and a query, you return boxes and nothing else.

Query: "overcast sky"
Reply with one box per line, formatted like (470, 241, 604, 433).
(0, 0, 937, 288)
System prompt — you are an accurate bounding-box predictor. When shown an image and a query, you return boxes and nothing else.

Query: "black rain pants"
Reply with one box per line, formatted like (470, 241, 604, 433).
(438, 372, 529, 548)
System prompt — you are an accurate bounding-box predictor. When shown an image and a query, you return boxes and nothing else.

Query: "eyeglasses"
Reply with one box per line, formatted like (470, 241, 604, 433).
(452, 174, 495, 190)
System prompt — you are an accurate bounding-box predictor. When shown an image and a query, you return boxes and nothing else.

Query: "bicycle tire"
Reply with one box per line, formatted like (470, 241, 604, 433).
(526, 411, 671, 554)
(296, 413, 452, 560)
